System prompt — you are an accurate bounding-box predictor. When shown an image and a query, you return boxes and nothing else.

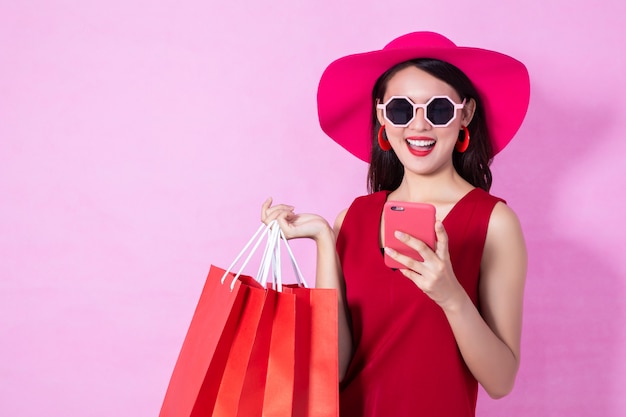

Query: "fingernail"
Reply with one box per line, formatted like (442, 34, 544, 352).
(394, 231, 406, 239)
(384, 247, 396, 255)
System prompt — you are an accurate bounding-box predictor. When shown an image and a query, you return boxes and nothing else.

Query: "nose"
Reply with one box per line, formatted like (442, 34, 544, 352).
(407, 106, 431, 131)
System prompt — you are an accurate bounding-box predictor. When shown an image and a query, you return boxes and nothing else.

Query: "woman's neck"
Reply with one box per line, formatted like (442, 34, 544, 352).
(389, 168, 473, 204)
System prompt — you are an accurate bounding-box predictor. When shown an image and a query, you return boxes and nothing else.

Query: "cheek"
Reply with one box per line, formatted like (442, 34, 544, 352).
(384, 126, 405, 141)
(435, 128, 462, 145)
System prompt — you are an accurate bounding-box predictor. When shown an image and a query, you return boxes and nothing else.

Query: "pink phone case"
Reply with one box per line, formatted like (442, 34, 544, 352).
(383, 201, 436, 269)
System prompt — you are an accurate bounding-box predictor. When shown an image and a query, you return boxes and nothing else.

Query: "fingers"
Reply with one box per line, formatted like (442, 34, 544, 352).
(383, 246, 419, 271)
(394, 230, 432, 261)
(392, 221, 449, 261)
(434, 221, 449, 259)
(261, 197, 272, 212)
(383, 246, 425, 290)
(261, 197, 295, 225)
(384, 225, 443, 271)
(261, 197, 272, 222)
(385, 223, 457, 304)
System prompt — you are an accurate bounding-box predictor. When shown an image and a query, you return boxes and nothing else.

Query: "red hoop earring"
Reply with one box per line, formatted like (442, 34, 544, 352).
(455, 126, 470, 153)
(378, 125, 392, 151)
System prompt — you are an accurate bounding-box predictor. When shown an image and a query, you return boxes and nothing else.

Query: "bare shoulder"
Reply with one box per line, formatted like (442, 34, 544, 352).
(488, 201, 524, 238)
(482, 201, 527, 275)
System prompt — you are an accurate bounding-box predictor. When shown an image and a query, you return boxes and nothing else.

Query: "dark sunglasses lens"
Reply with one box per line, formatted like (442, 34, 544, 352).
(386, 98, 414, 125)
(426, 98, 455, 125)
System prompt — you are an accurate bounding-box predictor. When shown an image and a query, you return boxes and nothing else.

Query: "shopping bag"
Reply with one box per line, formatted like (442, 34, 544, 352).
(158, 265, 248, 417)
(222, 222, 339, 417)
(160, 222, 278, 417)
(212, 277, 274, 416)
(259, 226, 339, 417)
(286, 286, 339, 417)
(159, 220, 339, 417)
(231, 222, 300, 417)
(236, 287, 297, 417)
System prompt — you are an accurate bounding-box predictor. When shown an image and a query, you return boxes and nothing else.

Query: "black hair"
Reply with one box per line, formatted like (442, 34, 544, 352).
(367, 58, 493, 193)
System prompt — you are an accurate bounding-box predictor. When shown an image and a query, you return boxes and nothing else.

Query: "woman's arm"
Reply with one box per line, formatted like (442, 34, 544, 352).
(311, 209, 353, 381)
(384, 202, 526, 398)
(441, 202, 526, 397)
(261, 199, 353, 381)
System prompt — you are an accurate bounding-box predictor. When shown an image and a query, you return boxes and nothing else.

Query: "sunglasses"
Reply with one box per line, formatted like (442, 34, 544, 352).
(377, 95, 466, 128)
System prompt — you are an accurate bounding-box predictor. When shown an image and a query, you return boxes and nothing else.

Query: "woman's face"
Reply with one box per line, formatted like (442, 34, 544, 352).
(377, 66, 475, 176)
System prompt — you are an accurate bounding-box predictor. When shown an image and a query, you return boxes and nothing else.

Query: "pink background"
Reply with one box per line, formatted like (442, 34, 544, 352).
(1, 1, 625, 416)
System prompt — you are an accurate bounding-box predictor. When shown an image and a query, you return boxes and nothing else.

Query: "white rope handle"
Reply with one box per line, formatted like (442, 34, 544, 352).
(255, 222, 277, 286)
(220, 221, 275, 288)
(219, 220, 309, 290)
(262, 224, 308, 289)
(271, 226, 283, 292)
(279, 228, 308, 288)
(259, 222, 281, 289)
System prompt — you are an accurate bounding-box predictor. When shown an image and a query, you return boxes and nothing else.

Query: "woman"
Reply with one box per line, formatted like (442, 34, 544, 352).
(262, 31, 530, 417)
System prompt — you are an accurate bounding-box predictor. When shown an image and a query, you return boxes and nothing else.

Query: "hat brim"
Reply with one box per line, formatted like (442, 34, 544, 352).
(317, 33, 530, 162)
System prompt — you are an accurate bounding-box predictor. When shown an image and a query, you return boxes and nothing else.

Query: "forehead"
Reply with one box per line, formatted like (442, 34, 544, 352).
(383, 66, 460, 102)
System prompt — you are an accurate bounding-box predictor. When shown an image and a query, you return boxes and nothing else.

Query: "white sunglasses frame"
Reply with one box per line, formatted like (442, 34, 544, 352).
(376, 95, 467, 128)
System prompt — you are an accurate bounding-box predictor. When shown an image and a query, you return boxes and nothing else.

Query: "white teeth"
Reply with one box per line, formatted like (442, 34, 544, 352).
(406, 139, 435, 147)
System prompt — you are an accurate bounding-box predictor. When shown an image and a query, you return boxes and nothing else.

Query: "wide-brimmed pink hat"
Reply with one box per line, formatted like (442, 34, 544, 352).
(317, 31, 530, 162)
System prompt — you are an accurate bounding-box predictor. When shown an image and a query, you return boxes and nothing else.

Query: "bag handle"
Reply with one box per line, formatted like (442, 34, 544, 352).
(278, 228, 308, 288)
(220, 220, 309, 290)
(252, 221, 309, 290)
(257, 221, 281, 289)
(261, 224, 309, 290)
(220, 221, 273, 287)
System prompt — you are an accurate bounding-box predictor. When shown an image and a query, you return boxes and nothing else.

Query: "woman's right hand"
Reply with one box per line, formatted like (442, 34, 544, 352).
(261, 197, 332, 242)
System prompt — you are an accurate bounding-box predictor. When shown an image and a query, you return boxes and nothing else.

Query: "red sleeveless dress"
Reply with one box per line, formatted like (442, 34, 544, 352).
(336, 188, 504, 417)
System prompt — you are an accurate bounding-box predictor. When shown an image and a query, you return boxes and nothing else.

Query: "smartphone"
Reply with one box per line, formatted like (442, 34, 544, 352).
(383, 201, 436, 269)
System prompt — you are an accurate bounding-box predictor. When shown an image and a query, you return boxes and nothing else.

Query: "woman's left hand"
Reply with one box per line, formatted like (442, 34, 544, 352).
(384, 220, 465, 310)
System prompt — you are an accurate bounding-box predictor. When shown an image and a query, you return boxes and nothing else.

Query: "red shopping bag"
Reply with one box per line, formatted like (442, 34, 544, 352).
(237, 288, 297, 417)
(159, 266, 264, 417)
(213, 276, 274, 416)
(237, 285, 339, 417)
(160, 221, 339, 417)
(287, 286, 339, 417)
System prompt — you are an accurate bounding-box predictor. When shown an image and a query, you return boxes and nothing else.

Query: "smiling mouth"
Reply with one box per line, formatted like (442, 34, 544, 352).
(406, 138, 436, 148)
